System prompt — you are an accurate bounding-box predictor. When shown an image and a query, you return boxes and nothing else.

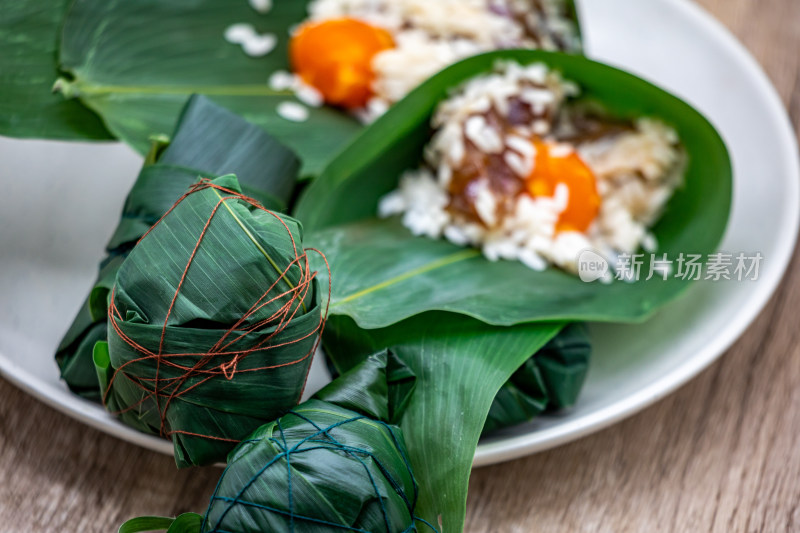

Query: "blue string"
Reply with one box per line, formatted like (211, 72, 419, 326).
(202, 410, 439, 533)
(288, 411, 394, 532)
(279, 418, 294, 532)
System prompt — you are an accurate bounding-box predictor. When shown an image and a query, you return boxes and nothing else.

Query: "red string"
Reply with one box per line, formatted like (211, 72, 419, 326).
(104, 179, 330, 444)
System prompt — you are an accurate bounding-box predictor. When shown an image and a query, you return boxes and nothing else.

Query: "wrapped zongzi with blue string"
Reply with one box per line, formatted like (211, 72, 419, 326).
(55, 95, 300, 400)
(95, 174, 325, 468)
(117, 351, 437, 533)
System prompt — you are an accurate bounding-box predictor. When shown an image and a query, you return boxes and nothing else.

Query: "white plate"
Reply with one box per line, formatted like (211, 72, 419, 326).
(0, 0, 797, 467)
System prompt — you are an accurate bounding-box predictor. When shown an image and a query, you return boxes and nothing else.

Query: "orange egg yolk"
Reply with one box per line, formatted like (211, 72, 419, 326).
(290, 18, 394, 109)
(526, 140, 601, 233)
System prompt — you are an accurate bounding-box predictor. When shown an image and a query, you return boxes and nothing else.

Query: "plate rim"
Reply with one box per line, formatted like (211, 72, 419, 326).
(474, 0, 800, 466)
(0, 0, 798, 468)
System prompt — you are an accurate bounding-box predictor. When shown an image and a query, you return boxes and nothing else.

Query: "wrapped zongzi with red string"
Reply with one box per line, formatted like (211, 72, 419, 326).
(56, 95, 300, 400)
(95, 174, 325, 468)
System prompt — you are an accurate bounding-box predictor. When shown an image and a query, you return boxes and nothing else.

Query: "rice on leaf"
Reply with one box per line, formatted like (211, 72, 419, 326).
(289, 0, 583, 121)
(49, 0, 582, 176)
(296, 50, 732, 329)
(56, 95, 300, 401)
(378, 60, 685, 276)
(97, 174, 324, 468)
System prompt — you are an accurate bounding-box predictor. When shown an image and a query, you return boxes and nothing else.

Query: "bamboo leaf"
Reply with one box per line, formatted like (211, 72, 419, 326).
(322, 326, 590, 435)
(0, 0, 112, 140)
(323, 313, 563, 533)
(484, 323, 590, 434)
(297, 50, 732, 328)
(58, 0, 360, 176)
(314, 349, 417, 425)
(118, 516, 176, 533)
(118, 513, 203, 533)
(167, 514, 204, 533)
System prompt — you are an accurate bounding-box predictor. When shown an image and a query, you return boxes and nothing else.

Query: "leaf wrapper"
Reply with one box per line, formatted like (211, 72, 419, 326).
(0, 0, 112, 140)
(99, 175, 321, 468)
(56, 95, 300, 400)
(201, 351, 430, 533)
(322, 323, 591, 435)
(483, 323, 590, 434)
(323, 313, 564, 532)
(297, 51, 732, 329)
(58, 0, 361, 177)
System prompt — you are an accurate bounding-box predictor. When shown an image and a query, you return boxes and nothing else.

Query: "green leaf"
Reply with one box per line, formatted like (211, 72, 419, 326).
(166, 514, 204, 533)
(56, 95, 302, 401)
(101, 176, 322, 467)
(118, 516, 176, 533)
(202, 352, 424, 533)
(58, 0, 361, 177)
(157, 95, 300, 207)
(297, 50, 732, 328)
(321, 327, 591, 438)
(0, 0, 112, 140)
(483, 323, 591, 434)
(118, 513, 203, 533)
(314, 349, 416, 425)
(323, 313, 563, 533)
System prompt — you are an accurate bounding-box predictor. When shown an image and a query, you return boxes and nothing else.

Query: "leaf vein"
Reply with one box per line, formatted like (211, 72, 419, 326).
(333, 249, 480, 307)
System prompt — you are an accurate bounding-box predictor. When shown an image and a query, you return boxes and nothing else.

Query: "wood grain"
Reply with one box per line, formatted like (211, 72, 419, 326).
(0, 1, 798, 531)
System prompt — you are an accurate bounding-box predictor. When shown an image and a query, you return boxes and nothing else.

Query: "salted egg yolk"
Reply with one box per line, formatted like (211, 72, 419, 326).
(526, 140, 601, 233)
(290, 18, 394, 109)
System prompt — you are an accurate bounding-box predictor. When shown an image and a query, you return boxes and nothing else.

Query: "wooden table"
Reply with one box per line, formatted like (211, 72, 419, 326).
(1, 1, 798, 531)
